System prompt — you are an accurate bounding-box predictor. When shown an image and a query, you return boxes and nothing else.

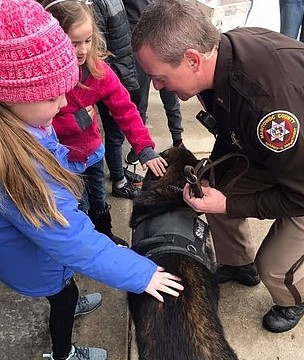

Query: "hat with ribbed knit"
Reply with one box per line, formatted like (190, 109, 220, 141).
(0, 0, 79, 102)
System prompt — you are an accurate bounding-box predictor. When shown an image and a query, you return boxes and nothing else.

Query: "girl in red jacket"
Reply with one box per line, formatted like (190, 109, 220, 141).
(42, 0, 167, 246)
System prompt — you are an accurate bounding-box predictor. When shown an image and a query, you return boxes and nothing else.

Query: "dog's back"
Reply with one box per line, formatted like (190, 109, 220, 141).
(128, 147, 238, 360)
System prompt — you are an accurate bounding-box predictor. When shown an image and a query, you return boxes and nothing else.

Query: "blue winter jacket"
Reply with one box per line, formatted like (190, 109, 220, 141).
(0, 126, 157, 297)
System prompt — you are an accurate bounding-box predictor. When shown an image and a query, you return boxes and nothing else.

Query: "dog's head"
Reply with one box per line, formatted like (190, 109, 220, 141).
(131, 147, 199, 227)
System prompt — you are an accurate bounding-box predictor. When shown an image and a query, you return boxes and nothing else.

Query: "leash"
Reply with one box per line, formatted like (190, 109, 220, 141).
(184, 152, 249, 197)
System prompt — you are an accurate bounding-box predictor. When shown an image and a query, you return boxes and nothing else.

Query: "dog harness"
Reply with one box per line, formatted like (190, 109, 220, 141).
(132, 208, 214, 272)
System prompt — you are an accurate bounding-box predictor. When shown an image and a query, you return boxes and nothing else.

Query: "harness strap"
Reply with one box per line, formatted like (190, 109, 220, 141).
(184, 152, 249, 195)
(131, 232, 213, 272)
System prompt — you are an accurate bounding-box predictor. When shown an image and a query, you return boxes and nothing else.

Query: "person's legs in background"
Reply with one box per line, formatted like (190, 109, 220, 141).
(300, 12, 304, 42)
(134, 60, 150, 124)
(125, 61, 150, 165)
(125, 61, 185, 165)
(279, 0, 304, 41)
(97, 101, 141, 199)
(159, 88, 184, 148)
(84, 160, 129, 246)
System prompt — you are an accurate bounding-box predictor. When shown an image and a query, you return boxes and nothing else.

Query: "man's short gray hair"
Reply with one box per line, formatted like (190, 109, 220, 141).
(132, 0, 220, 66)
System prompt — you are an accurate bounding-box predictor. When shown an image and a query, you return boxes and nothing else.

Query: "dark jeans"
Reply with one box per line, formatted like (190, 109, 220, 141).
(46, 278, 79, 359)
(280, 0, 304, 42)
(135, 60, 184, 141)
(79, 159, 106, 213)
(96, 89, 141, 182)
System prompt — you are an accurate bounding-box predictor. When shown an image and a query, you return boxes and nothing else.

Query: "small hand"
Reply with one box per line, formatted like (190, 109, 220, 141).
(85, 105, 95, 120)
(145, 266, 184, 302)
(183, 183, 227, 214)
(142, 156, 167, 177)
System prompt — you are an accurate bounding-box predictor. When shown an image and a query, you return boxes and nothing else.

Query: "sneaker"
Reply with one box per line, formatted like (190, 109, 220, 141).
(173, 139, 186, 148)
(124, 168, 144, 185)
(125, 148, 139, 165)
(43, 344, 107, 360)
(112, 181, 141, 199)
(216, 262, 260, 286)
(74, 293, 102, 317)
(263, 304, 304, 333)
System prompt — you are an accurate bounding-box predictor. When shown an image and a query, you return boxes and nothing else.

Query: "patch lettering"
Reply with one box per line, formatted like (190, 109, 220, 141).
(194, 217, 209, 241)
(257, 110, 300, 152)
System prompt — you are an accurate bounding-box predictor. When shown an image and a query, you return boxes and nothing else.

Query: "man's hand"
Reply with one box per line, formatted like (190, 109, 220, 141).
(183, 183, 227, 214)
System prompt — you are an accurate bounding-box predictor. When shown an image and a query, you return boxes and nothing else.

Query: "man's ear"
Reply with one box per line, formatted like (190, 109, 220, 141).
(184, 49, 201, 71)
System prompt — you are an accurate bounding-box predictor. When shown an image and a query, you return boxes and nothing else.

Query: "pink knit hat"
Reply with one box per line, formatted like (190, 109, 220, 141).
(0, 0, 79, 102)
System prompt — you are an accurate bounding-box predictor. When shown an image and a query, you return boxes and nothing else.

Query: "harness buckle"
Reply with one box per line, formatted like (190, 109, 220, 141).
(184, 165, 203, 198)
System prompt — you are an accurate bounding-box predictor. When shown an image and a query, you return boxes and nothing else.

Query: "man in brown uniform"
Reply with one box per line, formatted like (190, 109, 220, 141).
(131, 0, 304, 333)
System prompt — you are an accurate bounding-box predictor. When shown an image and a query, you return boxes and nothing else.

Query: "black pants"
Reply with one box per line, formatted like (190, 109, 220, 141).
(96, 88, 141, 182)
(46, 278, 79, 359)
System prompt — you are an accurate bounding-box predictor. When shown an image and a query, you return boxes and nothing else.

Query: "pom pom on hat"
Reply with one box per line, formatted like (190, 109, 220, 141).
(0, 0, 79, 102)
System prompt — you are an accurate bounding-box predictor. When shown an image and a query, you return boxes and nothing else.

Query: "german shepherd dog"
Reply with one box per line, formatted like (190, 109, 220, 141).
(128, 147, 238, 360)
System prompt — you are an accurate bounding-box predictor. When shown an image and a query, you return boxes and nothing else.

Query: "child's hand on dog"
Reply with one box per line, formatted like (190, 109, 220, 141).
(145, 266, 184, 302)
(143, 156, 168, 177)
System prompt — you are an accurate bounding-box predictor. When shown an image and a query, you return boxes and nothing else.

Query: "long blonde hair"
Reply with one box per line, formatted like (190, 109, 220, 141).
(0, 105, 83, 228)
(41, 0, 110, 79)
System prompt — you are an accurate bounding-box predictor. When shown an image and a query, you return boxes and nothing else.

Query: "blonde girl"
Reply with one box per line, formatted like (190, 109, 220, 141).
(0, 1, 183, 359)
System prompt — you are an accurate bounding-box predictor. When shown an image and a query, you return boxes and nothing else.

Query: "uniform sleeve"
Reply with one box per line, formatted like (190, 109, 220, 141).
(1, 178, 157, 294)
(214, 32, 304, 220)
(226, 110, 304, 220)
(96, 62, 155, 154)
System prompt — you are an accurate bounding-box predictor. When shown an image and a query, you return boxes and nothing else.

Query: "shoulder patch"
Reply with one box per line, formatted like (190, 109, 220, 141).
(257, 110, 300, 152)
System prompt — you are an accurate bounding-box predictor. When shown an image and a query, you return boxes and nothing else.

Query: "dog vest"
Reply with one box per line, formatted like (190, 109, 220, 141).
(132, 207, 214, 272)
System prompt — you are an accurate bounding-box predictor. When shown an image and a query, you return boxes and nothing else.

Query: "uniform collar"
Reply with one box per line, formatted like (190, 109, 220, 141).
(213, 34, 232, 112)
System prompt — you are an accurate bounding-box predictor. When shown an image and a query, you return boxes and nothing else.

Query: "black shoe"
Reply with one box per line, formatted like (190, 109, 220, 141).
(124, 168, 143, 185)
(125, 148, 139, 165)
(173, 139, 186, 148)
(216, 262, 260, 286)
(263, 304, 304, 333)
(88, 205, 129, 247)
(112, 181, 141, 199)
(110, 233, 129, 247)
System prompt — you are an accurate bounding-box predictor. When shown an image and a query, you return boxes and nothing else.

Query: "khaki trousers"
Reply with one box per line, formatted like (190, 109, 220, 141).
(206, 165, 304, 306)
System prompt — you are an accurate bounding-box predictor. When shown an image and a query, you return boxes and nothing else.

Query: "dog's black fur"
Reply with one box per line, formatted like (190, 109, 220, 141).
(128, 147, 238, 360)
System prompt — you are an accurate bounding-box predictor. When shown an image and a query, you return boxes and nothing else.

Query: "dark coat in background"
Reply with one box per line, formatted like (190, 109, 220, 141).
(93, 0, 139, 91)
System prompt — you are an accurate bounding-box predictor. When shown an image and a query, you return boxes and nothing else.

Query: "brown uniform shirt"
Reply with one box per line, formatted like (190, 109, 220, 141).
(200, 27, 304, 220)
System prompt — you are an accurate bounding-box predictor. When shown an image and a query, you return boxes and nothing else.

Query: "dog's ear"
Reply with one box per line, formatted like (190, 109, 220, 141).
(131, 147, 200, 226)
(160, 147, 199, 172)
(142, 147, 199, 193)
